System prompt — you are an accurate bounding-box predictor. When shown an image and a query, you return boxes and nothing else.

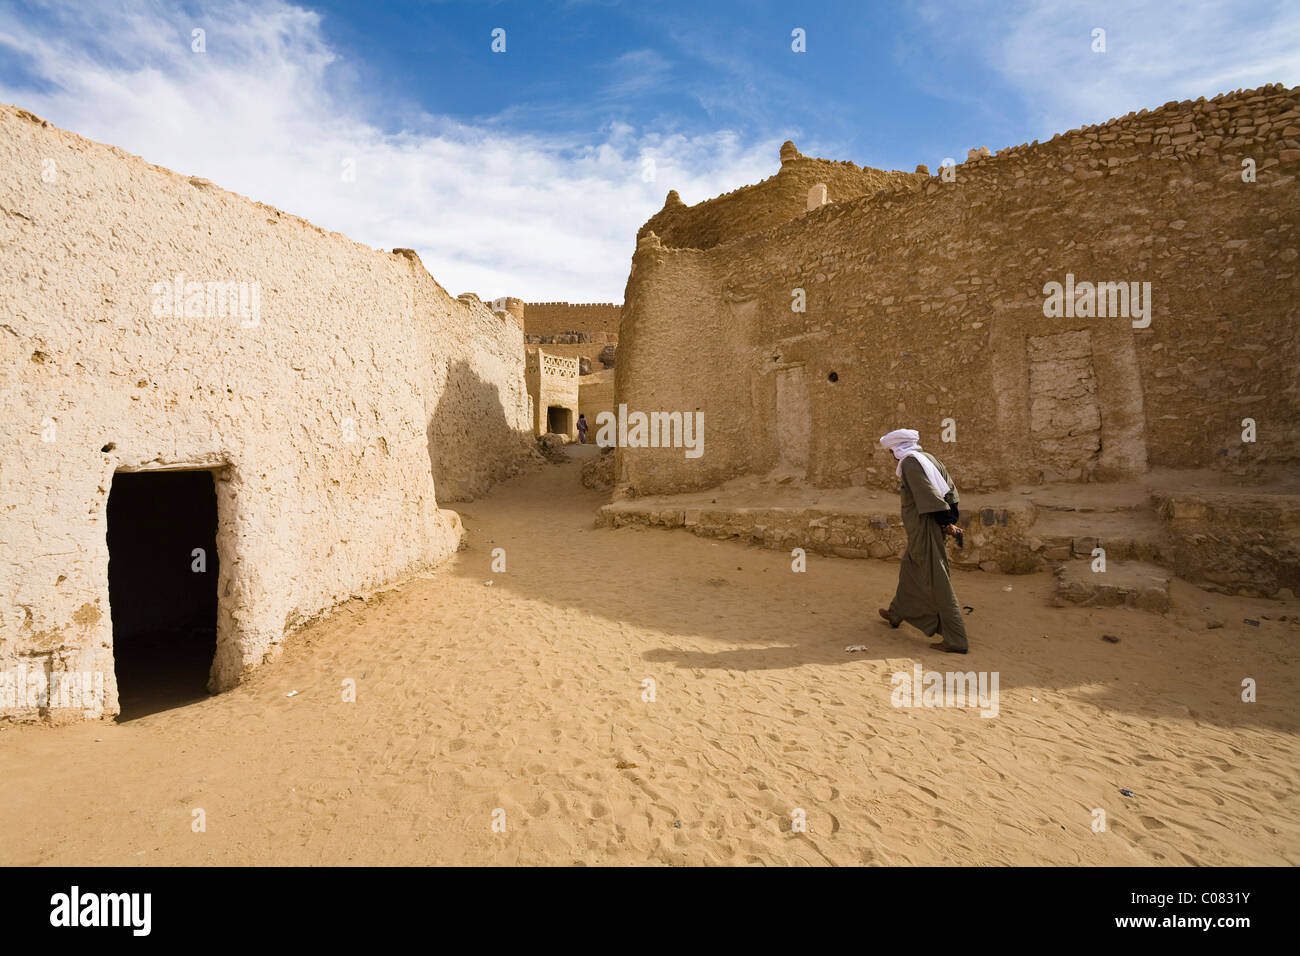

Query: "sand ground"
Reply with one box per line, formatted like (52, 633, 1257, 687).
(1, 447, 1297, 866)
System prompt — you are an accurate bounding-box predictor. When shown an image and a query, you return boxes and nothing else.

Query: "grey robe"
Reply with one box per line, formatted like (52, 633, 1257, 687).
(887, 452, 968, 650)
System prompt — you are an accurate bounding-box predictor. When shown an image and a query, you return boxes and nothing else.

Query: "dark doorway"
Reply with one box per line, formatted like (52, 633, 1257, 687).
(107, 470, 218, 720)
(546, 405, 572, 435)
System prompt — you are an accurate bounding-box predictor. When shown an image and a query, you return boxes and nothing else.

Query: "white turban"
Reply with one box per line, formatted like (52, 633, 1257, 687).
(879, 428, 951, 497)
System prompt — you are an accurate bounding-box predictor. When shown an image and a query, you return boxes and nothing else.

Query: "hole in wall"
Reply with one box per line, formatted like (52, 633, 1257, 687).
(827, 371, 839, 383)
(546, 405, 573, 435)
(101, 443, 115, 453)
(107, 470, 218, 720)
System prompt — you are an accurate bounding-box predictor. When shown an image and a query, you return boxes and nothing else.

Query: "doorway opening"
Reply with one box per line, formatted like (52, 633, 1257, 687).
(107, 470, 219, 720)
(546, 405, 572, 435)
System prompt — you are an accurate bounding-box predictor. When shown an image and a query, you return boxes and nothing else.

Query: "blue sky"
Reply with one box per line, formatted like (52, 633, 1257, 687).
(2, 0, 1297, 300)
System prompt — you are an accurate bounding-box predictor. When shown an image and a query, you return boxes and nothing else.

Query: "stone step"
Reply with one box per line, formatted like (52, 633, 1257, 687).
(1053, 561, 1171, 612)
(1029, 506, 1168, 562)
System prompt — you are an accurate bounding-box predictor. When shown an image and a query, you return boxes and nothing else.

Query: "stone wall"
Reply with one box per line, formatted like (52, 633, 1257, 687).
(617, 85, 1300, 499)
(430, 290, 536, 501)
(579, 368, 615, 439)
(1153, 489, 1300, 597)
(0, 103, 532, 721)
(638, 141, 924, 251)
(522, 301, 621, 341)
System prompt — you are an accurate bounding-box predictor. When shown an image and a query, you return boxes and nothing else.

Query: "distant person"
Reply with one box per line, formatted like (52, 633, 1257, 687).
(876, 428, 968, 654)
(576, 414, 589, 444)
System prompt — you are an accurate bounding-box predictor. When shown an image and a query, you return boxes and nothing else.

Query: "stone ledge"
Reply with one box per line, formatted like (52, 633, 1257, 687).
(596, 482, 1300, 597)
(1053, 561, 1171, 612)
(597, 499, 1041, 572)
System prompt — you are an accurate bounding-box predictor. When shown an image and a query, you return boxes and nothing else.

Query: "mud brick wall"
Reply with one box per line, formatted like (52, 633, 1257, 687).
(0, 103, 533, 719)
(617, 85, 1300, 499)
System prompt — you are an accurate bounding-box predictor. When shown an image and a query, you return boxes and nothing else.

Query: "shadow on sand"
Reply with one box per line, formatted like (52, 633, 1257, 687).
(443, 453, 1299, 734)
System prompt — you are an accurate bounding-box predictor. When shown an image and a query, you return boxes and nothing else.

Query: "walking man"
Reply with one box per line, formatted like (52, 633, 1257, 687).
(876, 428, 969, 654)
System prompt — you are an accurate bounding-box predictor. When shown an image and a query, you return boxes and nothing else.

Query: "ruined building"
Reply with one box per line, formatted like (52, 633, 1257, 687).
(488, 298, 620, 370)
(612, 84, 1300, 597)
(488, 298, 621, 438)
(0, 104, 534, 721)
(524, 348, 580, 439)
(523, 302, 620, 433)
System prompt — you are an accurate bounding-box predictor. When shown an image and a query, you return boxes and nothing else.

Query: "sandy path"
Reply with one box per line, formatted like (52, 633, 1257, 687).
(2, 449, 1298, 866)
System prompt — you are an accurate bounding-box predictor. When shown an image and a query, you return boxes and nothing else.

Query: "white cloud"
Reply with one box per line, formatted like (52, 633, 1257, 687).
(0, 0, 776, 301)
(603, 48, 675, 100)
(917, 0, 1300, 139)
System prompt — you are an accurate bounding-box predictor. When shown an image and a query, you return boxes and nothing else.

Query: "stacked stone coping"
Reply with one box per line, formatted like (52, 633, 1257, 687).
(527, 300, 621, 309)
(640, 148, 923, 252)
(639, 83, 1300, 257)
